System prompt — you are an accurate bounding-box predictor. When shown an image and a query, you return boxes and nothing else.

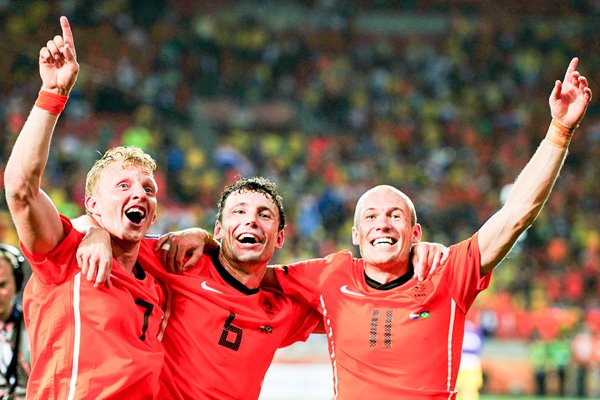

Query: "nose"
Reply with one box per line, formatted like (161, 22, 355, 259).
(243, 212, 259, 227)
(131, 184, 148, 199)
(374, 215, 392, 230)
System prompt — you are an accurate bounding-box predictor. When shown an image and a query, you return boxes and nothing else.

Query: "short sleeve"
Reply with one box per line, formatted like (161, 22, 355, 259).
(275, 251, 353, 311)
(444, 232, 492, 312)
(20, 215, 82, 285)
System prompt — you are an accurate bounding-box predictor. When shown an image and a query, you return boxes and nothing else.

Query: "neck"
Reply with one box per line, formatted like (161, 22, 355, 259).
(218, 254, 267, 290)
(364, 261, 411, 285)
(111, 240, 142, 273)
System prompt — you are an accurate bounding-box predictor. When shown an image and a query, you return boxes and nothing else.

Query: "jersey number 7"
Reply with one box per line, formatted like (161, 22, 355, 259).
(135, 298, 154, 341)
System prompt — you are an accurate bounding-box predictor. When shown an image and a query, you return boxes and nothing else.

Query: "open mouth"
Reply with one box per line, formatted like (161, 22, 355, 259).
(371, 237, 397, 246)
(237, 233, 260, 244)
(125, 207, 146, 225)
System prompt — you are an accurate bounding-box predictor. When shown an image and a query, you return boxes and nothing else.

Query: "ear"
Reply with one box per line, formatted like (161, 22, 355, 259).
(213, 220, 223, 241)
(84, 195, 98, 216)
(352, 226, 359, 246)
(275, 230, 285, 249)
(412, 223, 423, 243)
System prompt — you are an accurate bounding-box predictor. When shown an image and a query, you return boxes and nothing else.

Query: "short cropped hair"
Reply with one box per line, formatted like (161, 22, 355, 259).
(216, 177, 286, 232)
(353, 185, 417, 228)
(85, 147, 157, 197)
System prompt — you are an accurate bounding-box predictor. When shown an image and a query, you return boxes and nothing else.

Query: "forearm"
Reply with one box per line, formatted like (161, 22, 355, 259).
(4, 106, 59, 199)
(503, 130, 567, 226)
(4, 105, 66, 253)
(478, 121, 569, 272)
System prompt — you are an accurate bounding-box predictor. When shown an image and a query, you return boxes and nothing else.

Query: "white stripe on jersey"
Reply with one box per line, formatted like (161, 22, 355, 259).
(67, 273, 82, 400)
(320, 295, 339, 399)
(446, 299, 457, 398)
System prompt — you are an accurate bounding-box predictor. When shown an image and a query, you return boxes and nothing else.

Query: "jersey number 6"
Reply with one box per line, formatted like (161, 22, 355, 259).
(219, 312, 243, 351)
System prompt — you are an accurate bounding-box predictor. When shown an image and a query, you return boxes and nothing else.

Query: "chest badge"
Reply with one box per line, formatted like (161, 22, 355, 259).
(407, 281, 433, 304)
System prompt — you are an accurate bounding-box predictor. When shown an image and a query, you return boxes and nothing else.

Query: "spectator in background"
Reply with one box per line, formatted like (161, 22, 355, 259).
(529, 331, 548, 396)
(456, 320, 485, 400)
(0, 245, 29, 399)
(547, 330, 571, 396)
(572, 324, 592, 398)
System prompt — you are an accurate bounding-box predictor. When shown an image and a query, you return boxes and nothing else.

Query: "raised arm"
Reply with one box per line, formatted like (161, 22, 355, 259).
(4, 16, 79, 255)
(478, 57, 592, 275)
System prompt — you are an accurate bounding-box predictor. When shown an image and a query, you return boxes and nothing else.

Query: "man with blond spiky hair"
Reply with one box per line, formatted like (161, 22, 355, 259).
(4, 17, 166, 399)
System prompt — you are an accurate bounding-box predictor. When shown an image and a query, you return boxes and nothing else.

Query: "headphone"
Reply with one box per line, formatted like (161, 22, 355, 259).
(0, 244, 25, 292)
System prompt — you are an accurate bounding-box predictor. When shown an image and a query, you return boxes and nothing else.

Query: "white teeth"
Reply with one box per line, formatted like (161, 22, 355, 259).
(373, 238, 393, 246)
(127, 207, 145, 217)
(238, 233, 259, 244)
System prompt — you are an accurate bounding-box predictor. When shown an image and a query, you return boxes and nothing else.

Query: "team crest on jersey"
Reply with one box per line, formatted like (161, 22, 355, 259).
(262, 298, 274, 315)
(259, 293, 282, 317)
(409, 311, 431, 320)
(407, 281, 433, 304)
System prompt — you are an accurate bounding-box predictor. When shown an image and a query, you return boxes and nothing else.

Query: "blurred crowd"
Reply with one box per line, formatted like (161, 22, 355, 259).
(1, 0, 600, 377)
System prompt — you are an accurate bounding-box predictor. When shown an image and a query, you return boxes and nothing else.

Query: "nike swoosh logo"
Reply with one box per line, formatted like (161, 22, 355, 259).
(201, 281, 223, 294)
(340, 285, 365, 297)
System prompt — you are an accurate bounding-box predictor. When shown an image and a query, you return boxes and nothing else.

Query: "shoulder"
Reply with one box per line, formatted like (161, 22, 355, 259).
(448, 233, 480, 261)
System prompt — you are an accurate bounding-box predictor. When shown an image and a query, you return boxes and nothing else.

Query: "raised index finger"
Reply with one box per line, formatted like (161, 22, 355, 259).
(60, 16, 76, 58)
(563, 57, 578, 83)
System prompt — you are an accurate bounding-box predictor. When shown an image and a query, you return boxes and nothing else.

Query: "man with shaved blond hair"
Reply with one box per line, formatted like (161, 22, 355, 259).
(271, 57, 592, 399)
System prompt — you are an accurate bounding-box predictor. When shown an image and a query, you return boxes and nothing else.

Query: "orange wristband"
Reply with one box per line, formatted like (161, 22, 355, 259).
(545, 119, 576, 148)
(35, 90, 68, 115)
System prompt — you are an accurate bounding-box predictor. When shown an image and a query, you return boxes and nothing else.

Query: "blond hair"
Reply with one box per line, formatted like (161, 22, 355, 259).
(85, 147, 157, 197)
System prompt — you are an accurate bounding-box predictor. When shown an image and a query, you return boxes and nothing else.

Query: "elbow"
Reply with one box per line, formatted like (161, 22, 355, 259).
(517, 208, 542, 233)
(4, 170, 39, 208)
(512, 215, 535, 235)
(506, 202, 544, 235)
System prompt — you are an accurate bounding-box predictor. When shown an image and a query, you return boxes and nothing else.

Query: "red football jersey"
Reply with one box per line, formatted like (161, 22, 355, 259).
(137, 240, 321, 400)
(22, 216, 165, 400)
(275, 234, 491, 400)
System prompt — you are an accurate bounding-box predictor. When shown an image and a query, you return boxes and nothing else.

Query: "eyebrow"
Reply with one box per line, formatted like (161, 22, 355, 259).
(362, 206, 405, 215)
(230, 201, 249, 208)
(230, 202, 276, 212)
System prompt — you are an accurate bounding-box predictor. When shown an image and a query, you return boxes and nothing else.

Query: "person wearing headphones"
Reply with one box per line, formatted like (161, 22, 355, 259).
(0, 244, 29, 400)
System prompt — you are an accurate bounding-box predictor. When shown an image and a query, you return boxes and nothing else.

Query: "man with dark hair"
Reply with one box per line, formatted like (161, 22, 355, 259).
(143, 176, 321, 399)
